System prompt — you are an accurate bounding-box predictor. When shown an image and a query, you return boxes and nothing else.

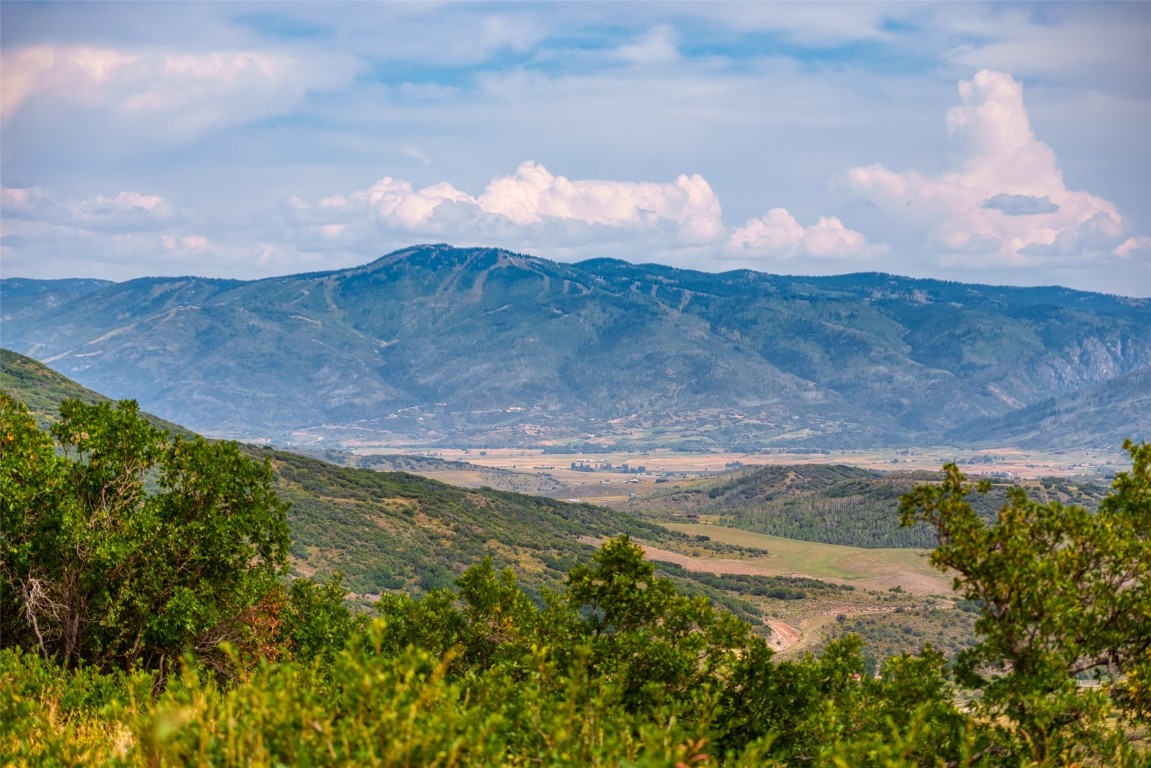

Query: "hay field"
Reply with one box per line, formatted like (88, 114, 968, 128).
(656, 523, 951, 595)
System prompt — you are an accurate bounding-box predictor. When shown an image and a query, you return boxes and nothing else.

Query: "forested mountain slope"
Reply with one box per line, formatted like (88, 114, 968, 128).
(4, 244, 1149, 449)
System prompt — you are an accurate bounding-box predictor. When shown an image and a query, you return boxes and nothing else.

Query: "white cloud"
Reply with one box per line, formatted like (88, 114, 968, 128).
(476, 162, 723, 240)
(844, 70, 1141, 268)
(0, 44, 360, 139)
(1, 186, 177, 232)
(728, 208, 876, 260)
(317, 177, 472, 230)
(290, 162, 726, 246)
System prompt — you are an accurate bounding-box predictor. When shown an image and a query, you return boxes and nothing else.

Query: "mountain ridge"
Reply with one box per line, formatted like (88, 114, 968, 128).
(3, 244, 1149, 450)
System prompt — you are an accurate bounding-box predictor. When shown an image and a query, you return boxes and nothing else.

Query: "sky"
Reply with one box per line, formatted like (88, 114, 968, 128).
(1, 2, 1149, 296)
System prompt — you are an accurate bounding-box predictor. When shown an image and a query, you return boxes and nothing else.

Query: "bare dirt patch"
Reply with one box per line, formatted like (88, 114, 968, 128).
(765, 619, 801, 651)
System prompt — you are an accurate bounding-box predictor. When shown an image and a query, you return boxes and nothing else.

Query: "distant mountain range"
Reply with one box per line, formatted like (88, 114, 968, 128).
(3, 244, 1149, 450)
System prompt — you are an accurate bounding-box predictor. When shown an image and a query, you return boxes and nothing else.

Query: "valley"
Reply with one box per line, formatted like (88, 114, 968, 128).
(3, 342, 1146, 751)
(347, 443, 1125, 495)
(3, 347, 984, 659)
(329, 443, 1117, 654)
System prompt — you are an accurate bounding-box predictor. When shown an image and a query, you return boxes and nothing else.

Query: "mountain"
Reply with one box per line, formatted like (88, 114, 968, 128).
(4, 244, 1149, 450)
(0, 277, 114, 324)
(945, 365, 1151, 449)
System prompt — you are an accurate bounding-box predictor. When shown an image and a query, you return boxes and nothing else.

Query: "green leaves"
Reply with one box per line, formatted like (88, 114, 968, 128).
(900, 443, 1151, 763)
(1, 395, 291, 674)
(7, 388, 1149, 764)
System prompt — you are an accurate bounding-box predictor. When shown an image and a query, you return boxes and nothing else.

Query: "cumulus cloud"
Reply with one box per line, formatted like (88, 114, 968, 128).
(843, 70, 1141, 268)
(728, 208, 877, 261)
(476, 162, 722, 240)
(0, 44, 360, 139)
(315, 177, 472, 230)
(290, 162, 726, 246)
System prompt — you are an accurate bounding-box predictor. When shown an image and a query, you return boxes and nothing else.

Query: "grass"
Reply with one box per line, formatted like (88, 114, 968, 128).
(661, 523, 951, 594)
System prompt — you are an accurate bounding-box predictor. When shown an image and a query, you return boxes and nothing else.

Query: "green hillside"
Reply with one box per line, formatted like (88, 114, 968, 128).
(0, 348, 109, 421)
(0, 348, 192, 436)
(627, 462, 1110, 548)
(268, 446, 673, 597)
(0, 348, 758, 619)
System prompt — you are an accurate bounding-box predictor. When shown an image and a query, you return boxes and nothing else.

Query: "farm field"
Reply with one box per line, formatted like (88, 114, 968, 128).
(356, 445, 1125, 474)
(654, 523, 951, 594)
(350, 446, 1124, 506)
(635, 525, 970, 659)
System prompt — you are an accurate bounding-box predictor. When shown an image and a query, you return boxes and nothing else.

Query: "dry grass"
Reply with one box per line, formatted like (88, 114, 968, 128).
(656, 523, 951, 595)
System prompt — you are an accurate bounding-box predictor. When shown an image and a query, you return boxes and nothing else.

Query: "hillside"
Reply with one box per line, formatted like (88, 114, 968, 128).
(945, 365, 1151, 450)
(0, 349, 762, 616)
(0, 348, 192, 436)
(624, 462, 1111, 548)
(0, 348, 991, 667)
(4, 244, 1149, 450)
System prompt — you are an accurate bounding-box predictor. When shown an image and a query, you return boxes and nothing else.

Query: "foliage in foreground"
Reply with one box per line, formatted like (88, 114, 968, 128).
(0, 394, 292, 673)
(2, 547, 981, 767)
(3, 532, 1147, 766)
(901, 440, 1151, 765)
(2, 395, 1148, 766)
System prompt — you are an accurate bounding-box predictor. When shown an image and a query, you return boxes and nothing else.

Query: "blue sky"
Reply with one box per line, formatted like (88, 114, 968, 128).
(2, 1, 1149, 295)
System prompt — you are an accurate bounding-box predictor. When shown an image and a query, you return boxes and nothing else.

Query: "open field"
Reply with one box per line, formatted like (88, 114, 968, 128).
(352, 445, 1127, 476)
(348, 447, 1125, 508)
(653, 523, 951, 594)
(643, 524, 974, 660)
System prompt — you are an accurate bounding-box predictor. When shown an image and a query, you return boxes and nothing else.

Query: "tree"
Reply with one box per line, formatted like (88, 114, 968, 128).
(0, 395, 290, 673)
(900, 440, 1151, 764)
(374, 556, 541, 674)
(563, 535, 755, 715)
